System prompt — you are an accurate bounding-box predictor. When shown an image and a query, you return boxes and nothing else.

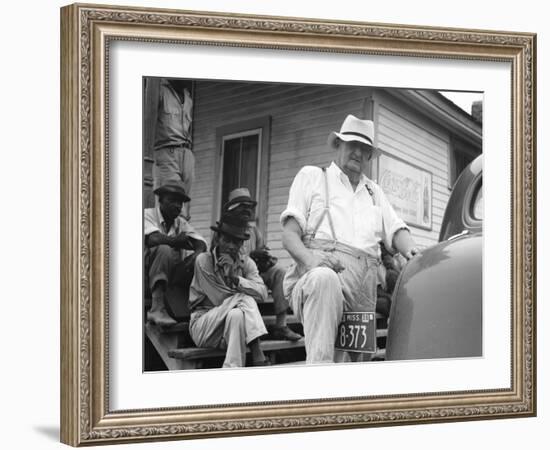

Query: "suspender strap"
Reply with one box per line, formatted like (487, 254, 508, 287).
(311, 167, 375, 239)
(324, 169, 337, 239)
(365, 183, 375, 200)
(311, 168, 337, 240)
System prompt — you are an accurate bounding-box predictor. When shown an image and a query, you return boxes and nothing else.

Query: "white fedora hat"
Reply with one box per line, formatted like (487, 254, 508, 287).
(327, 115, 380, 157)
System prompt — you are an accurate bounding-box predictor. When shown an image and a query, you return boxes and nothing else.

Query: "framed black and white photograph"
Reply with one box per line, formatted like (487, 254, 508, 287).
(60, 3, 536, 446)
(141, 78, 482, 371)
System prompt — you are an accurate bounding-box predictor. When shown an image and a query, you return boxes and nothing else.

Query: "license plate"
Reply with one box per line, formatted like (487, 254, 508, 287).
(335, 311, 376, 353)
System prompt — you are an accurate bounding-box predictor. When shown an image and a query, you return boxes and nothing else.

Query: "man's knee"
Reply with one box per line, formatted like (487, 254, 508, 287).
(226, 308, 245, 326)
(150, 244, 174, 263)
(271, 264, 286, 282)
(236, 294, 259, 309)
(156, 244, 173, 256)
(307, 267, 340, 289)
(303, 267, 343, 311)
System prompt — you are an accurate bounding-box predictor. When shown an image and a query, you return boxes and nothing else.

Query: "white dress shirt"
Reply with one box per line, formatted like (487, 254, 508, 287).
(280, 162, 408, 253)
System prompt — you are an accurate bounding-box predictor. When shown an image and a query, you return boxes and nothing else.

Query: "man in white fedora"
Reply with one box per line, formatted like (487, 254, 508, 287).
(280, 114, 419, 363)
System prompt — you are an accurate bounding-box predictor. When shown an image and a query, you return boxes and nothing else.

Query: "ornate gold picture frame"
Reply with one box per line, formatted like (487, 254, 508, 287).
(60, 3, 536, 446)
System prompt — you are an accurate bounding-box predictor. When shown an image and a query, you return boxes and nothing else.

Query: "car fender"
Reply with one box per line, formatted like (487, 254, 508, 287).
(385, 233, 482, 360)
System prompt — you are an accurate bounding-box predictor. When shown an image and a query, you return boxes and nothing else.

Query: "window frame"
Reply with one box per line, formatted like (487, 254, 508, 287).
(213, 116, 271, 237)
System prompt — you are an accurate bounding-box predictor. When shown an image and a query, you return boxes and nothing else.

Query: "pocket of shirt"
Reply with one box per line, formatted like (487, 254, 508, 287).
(161, 103, 181, 116)
(161, 91, 182, 115)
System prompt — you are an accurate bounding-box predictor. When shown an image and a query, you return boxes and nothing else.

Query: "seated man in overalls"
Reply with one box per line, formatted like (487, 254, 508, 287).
(281, 114, 419, 364)
(223, 188, 302, 341)
(188, 213, 270, 367)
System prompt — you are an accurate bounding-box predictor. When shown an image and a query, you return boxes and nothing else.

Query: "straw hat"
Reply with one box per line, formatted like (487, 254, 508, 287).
(223, 187, 257, 212)
(327, 114, 380, 158)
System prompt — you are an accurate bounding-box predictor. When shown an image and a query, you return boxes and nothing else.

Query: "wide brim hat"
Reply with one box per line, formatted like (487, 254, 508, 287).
(153, 180, 191, 203)
(210, 213, 251, 240)
(223, 187, 257, 212)
(327, 114, 381, 158)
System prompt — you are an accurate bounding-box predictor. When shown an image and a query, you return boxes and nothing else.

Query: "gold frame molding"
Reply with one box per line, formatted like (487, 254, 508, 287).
(60, 3, 536, 446)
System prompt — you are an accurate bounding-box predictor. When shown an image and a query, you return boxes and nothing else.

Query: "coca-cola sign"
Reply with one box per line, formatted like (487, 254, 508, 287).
(378, 153, 432, 230)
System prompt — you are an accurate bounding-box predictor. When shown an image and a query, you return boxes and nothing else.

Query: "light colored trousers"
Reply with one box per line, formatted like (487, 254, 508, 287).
(153, 146, 195, 195)
(285, 239, 379, 364)
(189, 293, 267, 368)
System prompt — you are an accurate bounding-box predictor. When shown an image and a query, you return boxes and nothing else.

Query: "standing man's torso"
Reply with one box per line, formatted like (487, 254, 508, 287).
(154, 80, 193, 150)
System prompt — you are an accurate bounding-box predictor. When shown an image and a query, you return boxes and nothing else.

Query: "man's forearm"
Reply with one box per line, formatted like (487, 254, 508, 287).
(146, 232, 206, 251)
(282, 218, 311, 266)
(392, 229, 418, 259)
(235, 276, 268, 302)
(189, 237, 207, 253)
(145, 232, 176, 248)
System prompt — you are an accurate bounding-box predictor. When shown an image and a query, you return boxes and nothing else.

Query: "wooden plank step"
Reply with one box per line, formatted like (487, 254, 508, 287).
(168, 338, 305, 361)
(153, 322, 188, 334)
(151, 319, 383, 342)
(144, 323, 194, 370)
(261, 314, 300, 327)
(146, 315, 301, 335)
(153, 317, 383, 333)
(376, 328, 388, 338)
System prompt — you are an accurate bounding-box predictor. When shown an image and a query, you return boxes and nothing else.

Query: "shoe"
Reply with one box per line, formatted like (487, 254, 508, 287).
(270, 326, 302, 341)
(147, 310, 177, 328)
(147, 294, 178, 327)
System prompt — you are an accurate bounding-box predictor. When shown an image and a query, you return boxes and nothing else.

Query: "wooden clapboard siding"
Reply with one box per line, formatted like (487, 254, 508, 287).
(199, 85, 339, 117)
(190, 80, 370, 251)
(375, 90, 451, 246)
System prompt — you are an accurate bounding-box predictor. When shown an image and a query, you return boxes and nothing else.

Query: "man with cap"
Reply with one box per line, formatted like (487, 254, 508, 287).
(281, 114, 419, 364)
(223, 188, 301, 341)
(188, 213, 270, 367)
(144, 180, 207, 327)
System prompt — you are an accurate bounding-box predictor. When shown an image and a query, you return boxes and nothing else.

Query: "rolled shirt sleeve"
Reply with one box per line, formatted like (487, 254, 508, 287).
(280, 166, 317, 232)
(144, 208, 161, 236)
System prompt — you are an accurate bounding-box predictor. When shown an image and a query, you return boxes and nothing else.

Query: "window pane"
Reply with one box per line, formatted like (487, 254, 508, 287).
(221, 133, 260, 216)
(240, 135, 259, 202)
(221, 137, 242, 208)
(472, 183, 483, 220)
